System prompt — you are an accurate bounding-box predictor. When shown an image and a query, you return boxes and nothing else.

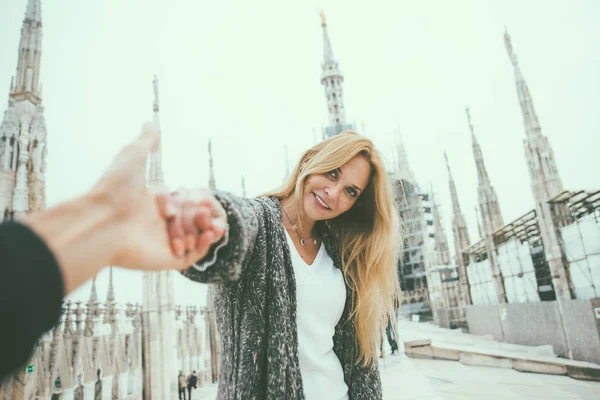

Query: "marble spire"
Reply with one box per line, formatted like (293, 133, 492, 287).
(467, 107, 504, 235)
(320, 11, 349, 137)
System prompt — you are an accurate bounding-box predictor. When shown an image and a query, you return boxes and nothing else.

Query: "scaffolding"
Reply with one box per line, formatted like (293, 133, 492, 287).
(463, 209, 556, 304)
(464, 240, 497, 305)
(395, 179, 431, 294)
(549, 190, 600, 300)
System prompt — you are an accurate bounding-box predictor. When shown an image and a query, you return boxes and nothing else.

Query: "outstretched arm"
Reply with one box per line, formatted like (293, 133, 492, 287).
(172, 190, 262, 284)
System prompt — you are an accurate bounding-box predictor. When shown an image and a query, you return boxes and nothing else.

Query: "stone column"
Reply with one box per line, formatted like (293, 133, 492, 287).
(101, 376, 113, 400)
(82, 382, 95, 400)
(2, 138, 11, 170)
(116, 372, 129, 398)
(538, 202, 571, 300)
(61, 387, 75, 400)
(142, 270, 178, 399)
(456, 253, 472, 307)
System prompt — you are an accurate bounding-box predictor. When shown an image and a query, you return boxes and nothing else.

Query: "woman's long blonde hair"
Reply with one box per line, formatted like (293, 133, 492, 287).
(265, 131, 402, 366)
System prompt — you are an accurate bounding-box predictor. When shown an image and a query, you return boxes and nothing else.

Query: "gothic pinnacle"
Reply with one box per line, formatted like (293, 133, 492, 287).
(153, 74, 159, 113)
(208, 139, 216, 190)
(466, 107, 474, 136)
(106, 266, 115, 303)
(25, 0, 42, 24)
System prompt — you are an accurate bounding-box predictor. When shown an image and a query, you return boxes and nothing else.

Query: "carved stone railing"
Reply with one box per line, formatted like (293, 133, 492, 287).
(0, 300, 209, 400)
(400, 288, 430, 305)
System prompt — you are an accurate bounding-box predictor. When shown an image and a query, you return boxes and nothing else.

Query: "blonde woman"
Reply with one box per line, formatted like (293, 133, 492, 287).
(173, 131, 401, 400)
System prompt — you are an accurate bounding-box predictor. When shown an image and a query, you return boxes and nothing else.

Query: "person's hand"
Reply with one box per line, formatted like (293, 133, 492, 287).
(160, 188, 228, 259)
(91, 123, 217, 270)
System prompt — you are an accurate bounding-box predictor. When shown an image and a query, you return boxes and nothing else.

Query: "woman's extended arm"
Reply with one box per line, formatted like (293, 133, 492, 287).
(174, 190, 262, 284)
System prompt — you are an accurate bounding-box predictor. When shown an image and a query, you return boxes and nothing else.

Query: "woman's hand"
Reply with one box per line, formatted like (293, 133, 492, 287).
(159, 188, 228, 260)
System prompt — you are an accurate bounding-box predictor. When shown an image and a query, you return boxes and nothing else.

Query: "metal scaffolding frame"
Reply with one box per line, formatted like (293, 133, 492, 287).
(549, 190, 600, 299)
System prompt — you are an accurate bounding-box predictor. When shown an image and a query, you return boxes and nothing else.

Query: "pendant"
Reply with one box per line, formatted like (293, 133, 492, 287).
(300, 238, 307, 247)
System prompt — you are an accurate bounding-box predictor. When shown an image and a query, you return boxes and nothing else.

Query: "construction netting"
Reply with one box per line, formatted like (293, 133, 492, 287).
(560, 215, 600, 299)
(466, 258, 498, 305)
(496, 238, 540, 303)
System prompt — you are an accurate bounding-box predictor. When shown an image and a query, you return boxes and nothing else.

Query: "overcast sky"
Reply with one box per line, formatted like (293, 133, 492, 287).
(1, 0, 599, 305)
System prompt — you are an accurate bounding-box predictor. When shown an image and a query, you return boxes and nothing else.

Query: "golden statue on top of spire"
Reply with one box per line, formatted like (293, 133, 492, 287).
(320, 10, 326, 26)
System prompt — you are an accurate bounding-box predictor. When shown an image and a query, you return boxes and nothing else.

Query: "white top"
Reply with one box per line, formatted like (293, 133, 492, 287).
(284, 230, 349, 400)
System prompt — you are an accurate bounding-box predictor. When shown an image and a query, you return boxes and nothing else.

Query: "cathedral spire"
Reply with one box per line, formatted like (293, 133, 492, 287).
(445, 152, 464, 222)
(320, 11, 334, 63)
(241, 176, 246, 197)
(467, 107, 504, 234)
(394, 128, 416, 185)
(148, 76, 166, 191)
(467, 107, 489, 186)
(320, 11, 351, 137)
(475, 207, 483, 239)
(106, 266, 115, 303)
(445, 152, 471, 305)
(26, 0, 42, 22)
(504, 29, 541, 139)
(504, 30, 568, 299)
(504, 30, 563, 203)
(208, 139, 216, 190)
(11, 0, 43, 103)
(89, 274, 98, 303)
(1, 0, 48, 218)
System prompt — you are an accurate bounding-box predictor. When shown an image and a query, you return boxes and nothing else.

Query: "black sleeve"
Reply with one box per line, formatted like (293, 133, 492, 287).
(0, 221, 64, 380)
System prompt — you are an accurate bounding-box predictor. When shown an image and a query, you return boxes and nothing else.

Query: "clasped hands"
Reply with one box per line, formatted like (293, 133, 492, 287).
(93, 123, 228, 272)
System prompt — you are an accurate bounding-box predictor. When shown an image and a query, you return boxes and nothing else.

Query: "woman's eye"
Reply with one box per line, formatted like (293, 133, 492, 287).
(347, 188, 357, 198)
(328, 170, 338, 179)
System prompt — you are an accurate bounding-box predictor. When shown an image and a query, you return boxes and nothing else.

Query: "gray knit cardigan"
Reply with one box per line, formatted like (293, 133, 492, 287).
(182, 193, 382, 400)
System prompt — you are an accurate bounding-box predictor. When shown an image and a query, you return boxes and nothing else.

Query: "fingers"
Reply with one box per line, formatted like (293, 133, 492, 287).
(209, 214, 228, 240)
(177, 230, 216, 268)
(156, 192, 177, 219)
(167, 206, 186, 257)
(164, 189, 227, 260)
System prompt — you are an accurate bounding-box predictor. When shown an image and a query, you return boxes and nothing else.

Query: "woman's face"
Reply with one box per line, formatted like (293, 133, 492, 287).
(302, 154, 371, 222)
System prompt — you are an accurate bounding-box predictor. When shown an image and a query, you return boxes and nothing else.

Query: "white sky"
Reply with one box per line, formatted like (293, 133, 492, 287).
(1, 0, 599, 305)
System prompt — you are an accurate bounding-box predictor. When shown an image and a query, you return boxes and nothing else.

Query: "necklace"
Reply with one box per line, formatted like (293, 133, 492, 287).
(281, 206, 318, 247)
